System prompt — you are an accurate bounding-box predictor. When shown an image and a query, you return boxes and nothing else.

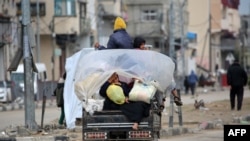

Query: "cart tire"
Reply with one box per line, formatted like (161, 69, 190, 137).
(152, 132, 158, 141)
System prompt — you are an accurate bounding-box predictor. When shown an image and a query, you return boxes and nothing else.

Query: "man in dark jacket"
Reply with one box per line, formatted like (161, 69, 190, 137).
(95, 17, 133, 50)
(188, 70, 198, 98)
(227, 59, 248, 111)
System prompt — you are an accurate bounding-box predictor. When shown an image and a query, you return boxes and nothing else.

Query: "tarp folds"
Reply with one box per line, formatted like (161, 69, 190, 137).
(64, 48, 175, 129)
(74, 49, 175, 102)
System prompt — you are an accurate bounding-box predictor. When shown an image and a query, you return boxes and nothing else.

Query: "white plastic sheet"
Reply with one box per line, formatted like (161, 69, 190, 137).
(74, 49, 175, 101)
(64, 48, 95, 129)
(64, 48, 175, 129)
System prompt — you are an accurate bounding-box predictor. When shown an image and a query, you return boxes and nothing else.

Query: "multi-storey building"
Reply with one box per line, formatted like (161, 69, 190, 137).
(220, 0, 241, 70)
(188, 0, 241, 74)
(124, 0, 168, 52)
(239, 0, 250, 71)
(1, 0, 95, 81)
(0, 0, 242, 82)
(96, 0, 123, 46)
(0, 0, 124, 82)
(0, 0, 17, 81)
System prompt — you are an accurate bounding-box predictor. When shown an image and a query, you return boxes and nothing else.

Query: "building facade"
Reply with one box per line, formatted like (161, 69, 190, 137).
(220, 0, 241, 70)
(239, 0, 250, 71)
(188, 0, 241, 74)
(124, 0, 168, 53)
(0, 0, 17, 81)
(0, 0, 243, 82)
(96, 0, 123, 46)
(1, 0, 95, 81)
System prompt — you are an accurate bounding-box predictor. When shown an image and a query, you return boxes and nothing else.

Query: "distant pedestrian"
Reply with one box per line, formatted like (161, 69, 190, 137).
(188, 70, 198, 98)
(183, 76, 189, 94)
(227, 59, 248, 111)
(53, 72, 67, 127)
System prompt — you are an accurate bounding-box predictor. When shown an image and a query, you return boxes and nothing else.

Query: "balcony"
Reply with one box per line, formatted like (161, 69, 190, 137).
(221, 19, 233, 32)
(220, 38, 237, 51)
(80, 17, 91, 35)
(0, 17, 11, 46)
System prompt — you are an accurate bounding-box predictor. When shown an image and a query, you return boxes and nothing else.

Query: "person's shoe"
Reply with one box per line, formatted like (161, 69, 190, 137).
(174, 96, 183, 106)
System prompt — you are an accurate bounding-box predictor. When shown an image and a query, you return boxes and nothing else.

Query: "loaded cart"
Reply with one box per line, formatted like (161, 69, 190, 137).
(82, 95, 163, 141)
(72, 49, 176, 141)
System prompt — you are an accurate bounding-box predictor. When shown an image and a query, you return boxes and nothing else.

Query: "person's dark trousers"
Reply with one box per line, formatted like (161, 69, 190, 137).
(59, 105, 65, 125)
(185, 86, 189, 94)
(230, 86, 244, 111)
(189, 83, 196, 95)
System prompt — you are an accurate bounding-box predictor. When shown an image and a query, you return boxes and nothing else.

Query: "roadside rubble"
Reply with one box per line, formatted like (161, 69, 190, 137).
(0, 114, 249, 140)
(0, 120, 80, 141)
(1, 91, 249, 140)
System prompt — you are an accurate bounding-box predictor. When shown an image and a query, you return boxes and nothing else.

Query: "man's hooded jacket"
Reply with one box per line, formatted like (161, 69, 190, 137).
(227, 61, 248, 87)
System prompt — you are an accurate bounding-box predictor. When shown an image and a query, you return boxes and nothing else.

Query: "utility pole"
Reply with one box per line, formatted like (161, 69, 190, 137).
(168, 0, 187, 128)
(36, 0, 40, 62)
(208, 0, 212, 72)
(51, 16, 55, 81)
(97, 2, 104, 44)
(21, 0, 38, 130)
(168, 1, 175, 128)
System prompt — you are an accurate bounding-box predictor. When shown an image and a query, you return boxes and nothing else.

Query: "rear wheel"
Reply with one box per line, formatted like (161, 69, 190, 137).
(151, 132, 158, 141)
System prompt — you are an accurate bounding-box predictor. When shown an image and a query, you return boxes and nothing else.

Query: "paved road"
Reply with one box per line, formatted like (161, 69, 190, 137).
(160, 129, 223, 141)
(0, 106, 60, 131)
(166, 86, 250, 106)
(0, 86, 249, 141)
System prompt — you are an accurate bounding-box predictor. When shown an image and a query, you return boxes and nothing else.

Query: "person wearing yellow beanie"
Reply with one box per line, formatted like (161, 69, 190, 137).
(113, 17, 127, 31)
(95, 17, 133, 49)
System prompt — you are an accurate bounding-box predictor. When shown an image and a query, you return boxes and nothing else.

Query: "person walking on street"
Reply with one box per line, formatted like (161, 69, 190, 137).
(53, 72, 67, 127)
(184, 76, 189, 94)
(227, 59, 248, 111)
(188, 70, 198, 98)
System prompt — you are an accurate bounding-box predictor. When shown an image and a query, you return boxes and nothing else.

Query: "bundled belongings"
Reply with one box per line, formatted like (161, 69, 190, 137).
(106, 84, 126, 105)
(129, 80, 157, 104)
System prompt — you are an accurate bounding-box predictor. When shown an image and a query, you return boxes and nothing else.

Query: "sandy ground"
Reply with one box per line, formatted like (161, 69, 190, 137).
(162, 97, 250, 129)
(2, 91, 250, 141)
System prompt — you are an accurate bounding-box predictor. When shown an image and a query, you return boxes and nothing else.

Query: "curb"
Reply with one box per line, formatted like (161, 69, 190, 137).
(0, 136, 69, 141)
(0, 101, 56, 112)
(160, 127, 190, 137)
(160, 114, 250, 138)
(15, 136, 69, 141)
(1, 117, 249, 141)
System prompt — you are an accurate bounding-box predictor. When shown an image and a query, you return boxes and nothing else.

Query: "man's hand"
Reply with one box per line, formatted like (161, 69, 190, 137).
(94, 42, 100, 49)
(125, 97, 129, 103)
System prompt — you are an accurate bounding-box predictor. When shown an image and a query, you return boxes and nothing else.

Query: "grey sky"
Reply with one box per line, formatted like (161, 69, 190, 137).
(239, 0, 250, 15)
